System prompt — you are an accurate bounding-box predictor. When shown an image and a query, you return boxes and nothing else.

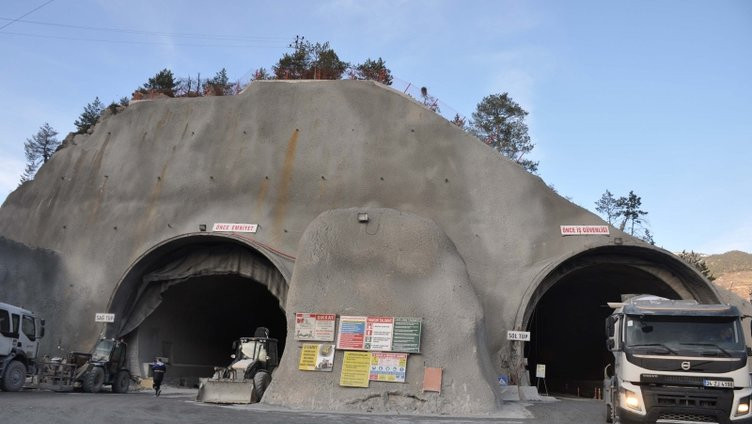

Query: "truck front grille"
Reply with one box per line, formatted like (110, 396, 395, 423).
(656, 393, 718, 408)
(657, 412, 716, 422)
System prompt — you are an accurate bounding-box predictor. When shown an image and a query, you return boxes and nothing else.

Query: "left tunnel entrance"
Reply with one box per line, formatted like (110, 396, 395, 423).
(129, 274, 286, 386)
(110, 237, 289, 387)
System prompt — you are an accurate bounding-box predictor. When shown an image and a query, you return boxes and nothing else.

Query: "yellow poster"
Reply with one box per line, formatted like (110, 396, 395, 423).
(339, 351, 371, 387)
(298, 344, 319, 370)
(298, 343, 335, 372)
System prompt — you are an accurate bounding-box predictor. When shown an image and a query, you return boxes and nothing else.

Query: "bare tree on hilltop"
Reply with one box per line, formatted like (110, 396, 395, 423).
(21, 123, 59, 183)
(595, 190, 653, 244)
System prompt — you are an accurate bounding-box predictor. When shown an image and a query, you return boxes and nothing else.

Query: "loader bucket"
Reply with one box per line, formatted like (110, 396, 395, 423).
(196, 379, 257, 404)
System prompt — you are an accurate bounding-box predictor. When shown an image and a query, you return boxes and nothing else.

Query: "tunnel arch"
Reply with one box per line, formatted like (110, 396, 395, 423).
(106, 233, 292, 385)
(515, 244, 720, 396)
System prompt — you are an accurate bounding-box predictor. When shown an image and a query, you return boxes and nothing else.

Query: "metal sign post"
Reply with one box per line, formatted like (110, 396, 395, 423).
(536, 363, 549, 396)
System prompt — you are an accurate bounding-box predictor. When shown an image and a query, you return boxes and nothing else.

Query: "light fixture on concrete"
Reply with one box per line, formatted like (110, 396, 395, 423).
(614, 237, 623, 245)
(199, 224, 207, 232)
(357, 213, 369, 223)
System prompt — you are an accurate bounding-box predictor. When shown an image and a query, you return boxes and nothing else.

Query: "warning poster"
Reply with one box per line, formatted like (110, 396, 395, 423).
(365, 317, 394, 351)
(391, 317, 422, 353)
(370, 352, 407, 382)
(295, 313, 336, 341)
(339, 351, 371, 387)
(298, 343, 335, 372)
(337, 316, 367, 350)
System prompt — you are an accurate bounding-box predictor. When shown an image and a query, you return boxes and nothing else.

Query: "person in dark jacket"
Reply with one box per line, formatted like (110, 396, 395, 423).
(150, 358, 167, 397)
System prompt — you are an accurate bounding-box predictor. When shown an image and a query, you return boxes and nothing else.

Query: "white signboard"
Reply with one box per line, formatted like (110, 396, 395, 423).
(536, 364, 546, 378)
(212, 223, 258, 233)
(365, 317, 394, 351)
(95, 313, 115, 323)
(294, 313, 336, 341)
(560, 225, 610, 236)
(506, 330, 531, 341)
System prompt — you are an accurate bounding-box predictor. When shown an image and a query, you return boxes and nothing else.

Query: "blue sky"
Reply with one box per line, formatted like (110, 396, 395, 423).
(1, 0, 750, 254)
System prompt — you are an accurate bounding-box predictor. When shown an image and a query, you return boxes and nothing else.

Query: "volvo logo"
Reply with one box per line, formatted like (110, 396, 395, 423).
(681, 361, 691, 371)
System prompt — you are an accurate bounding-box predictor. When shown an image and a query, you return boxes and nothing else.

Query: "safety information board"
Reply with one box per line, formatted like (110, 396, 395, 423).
(337, 316, 367, 350)
(339, 351, 371, 387)
(298, 343, 335, 372)
(337, 315, 423, 352)
(295, 313, 336, 341)
(365, 317, 394, 351)
(391, 317, 422, 353)
(370, 352, 407, 382)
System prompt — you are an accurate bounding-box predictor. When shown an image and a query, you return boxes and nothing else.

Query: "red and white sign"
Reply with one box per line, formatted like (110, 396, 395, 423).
(212, 223, 258, 233)
(295, 313, 336, 341)
(365, 317, 394, 351)
(337, 316, 368, 350)
(560, 225, 610, 236)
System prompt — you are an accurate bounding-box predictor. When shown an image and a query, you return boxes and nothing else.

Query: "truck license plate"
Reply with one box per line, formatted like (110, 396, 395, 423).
(703, 380, 734, 388)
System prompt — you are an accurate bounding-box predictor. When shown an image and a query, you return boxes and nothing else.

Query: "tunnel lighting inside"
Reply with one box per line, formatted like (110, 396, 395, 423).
(525, 263, 679, 397)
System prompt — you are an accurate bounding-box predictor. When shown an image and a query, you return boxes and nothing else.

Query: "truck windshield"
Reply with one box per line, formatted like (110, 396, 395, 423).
(625, 315, 744, 354)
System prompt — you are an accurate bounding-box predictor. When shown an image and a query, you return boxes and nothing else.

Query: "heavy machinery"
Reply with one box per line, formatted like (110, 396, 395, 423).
(0, 302, 45, 391)
(604, 295, 752, 423)
(37, 338, 131, 393)
(197, 327, 279, 404)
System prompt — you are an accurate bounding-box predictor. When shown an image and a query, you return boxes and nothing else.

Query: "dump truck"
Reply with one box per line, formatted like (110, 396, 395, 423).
(36, 337, 131, 393)
(604, 295, 752, 423)
(196, 327, 279, 404)
(0, 302, 45, 391)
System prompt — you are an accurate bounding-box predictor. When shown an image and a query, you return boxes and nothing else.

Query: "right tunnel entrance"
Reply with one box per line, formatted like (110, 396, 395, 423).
(523, 248, 718, 398)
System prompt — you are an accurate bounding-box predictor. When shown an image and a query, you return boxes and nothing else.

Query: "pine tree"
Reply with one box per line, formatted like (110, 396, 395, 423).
(21, 123, 59, 182)
(471, 93, 537, 173)
(678, 250, 716, 281)
(74, 97, 104, 134)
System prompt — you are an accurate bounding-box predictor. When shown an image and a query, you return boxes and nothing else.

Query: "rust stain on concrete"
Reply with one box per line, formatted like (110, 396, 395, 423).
(272, 129, 299, 240)
(255, 177, 269, 216)
(85, 133, 112, 225)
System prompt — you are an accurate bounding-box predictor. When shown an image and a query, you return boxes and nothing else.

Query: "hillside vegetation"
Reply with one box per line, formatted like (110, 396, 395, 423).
(705, 251, 752, 300)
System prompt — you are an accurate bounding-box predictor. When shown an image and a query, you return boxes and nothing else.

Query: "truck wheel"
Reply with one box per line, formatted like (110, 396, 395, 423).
(253, 370, 271, 400)
(112, 370, 130, 393)
(82, 367, 105, 393)
(1, 360, 27, 392)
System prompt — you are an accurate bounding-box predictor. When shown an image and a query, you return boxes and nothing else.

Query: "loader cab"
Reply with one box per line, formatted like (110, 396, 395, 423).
(91, 339, 127, 370)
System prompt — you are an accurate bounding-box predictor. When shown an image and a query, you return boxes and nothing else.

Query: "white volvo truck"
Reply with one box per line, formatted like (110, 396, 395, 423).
(604, 295, 752, 424)
(0, 302, 45, 391)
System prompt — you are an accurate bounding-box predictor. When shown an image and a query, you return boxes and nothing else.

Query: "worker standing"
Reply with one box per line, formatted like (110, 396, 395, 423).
(150, 357, 167, 397)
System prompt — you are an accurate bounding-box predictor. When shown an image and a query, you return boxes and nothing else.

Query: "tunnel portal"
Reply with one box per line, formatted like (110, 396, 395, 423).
(129, 274, 286, 386)
(111, 237, 289, 387)
(524, 263, 679, 397)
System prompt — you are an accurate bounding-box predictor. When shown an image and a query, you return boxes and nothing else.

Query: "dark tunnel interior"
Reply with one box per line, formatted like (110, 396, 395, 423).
(525, 264, 680, 397)
(131, 274, 286, 386)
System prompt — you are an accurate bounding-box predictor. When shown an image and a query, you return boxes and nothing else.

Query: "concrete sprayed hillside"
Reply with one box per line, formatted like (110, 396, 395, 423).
(707, 250, 752, 300)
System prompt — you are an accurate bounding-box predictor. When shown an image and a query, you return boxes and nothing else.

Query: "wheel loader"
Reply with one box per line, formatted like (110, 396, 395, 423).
(196, 327, 279, 404)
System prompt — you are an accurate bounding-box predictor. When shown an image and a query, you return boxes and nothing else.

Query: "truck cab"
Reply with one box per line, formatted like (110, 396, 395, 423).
(604, 295, 752, 423)
(0, 302, 45, 391)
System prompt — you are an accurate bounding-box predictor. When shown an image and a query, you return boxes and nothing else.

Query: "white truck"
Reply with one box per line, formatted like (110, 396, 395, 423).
(0, 302, 45, 391)
(604, 295, 752, 424)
